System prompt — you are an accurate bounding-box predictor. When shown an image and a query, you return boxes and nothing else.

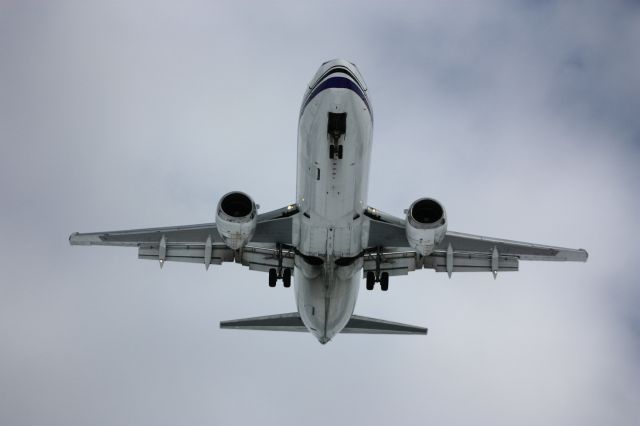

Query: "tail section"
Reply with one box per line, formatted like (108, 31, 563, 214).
(220, 313, 427, 335)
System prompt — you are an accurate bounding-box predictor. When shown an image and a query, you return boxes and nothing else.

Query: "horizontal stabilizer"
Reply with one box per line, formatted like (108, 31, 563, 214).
(220, 313, 427, 335)
(220, 313, 307, 332)
(343, 315, 428, 335)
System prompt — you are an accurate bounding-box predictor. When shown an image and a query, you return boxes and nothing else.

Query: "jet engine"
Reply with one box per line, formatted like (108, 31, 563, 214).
(216, 191, 258, 250)
(405, 198, 447, 256)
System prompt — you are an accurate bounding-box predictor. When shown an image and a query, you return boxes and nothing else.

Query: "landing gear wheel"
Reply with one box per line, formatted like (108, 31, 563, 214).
(337, 144, 343, 159)
(282, 268, 292, 288)
(268, 268, 277, 287)
(380, 272, 389, 291)
(366, 271, 375, 290)
(329, 145, 335, 159)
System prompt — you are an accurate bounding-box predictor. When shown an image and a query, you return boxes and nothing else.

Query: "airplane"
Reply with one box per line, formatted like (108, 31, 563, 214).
(69, 59, 588, 344)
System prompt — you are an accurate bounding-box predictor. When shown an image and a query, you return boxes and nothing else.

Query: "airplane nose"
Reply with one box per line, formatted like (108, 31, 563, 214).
(308, 59, 368, 92)
(320, 59, 359, 76)
(322, 58, 346, 67)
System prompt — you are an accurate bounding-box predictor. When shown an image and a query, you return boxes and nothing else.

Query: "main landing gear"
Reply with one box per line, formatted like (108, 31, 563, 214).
(269, 268, 291, 288)
(366, 271, 389, 291)
(268, 243, 291, 288)
(366, 247, 389, 291)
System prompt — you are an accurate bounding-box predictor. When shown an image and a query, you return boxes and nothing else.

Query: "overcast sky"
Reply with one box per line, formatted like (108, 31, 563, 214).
(1, 1, 639, 425)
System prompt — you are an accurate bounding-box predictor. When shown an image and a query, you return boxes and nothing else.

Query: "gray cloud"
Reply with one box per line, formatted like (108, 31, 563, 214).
(1, 1, 639, 425)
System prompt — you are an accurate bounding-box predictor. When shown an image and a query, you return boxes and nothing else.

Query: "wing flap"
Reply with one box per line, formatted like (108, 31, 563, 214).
(424, 251, 519, 272)
(367, 220, 409, 247)
(137, 243, 294, 270)
(362, 249, 520, 277)
(138, 245, 234, 265)
(240, 246, 295, 272)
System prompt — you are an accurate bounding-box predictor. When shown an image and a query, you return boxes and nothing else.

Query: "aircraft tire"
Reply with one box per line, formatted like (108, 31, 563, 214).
(366, 271, 375, 290)
(283, 268, 292, 288)
(380, 272, 389, 291)
(268, 268, 277, 287)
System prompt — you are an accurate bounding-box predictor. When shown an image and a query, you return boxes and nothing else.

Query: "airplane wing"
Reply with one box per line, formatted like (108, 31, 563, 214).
(363, 206, 587, 278)
(69, 204, 298, 272)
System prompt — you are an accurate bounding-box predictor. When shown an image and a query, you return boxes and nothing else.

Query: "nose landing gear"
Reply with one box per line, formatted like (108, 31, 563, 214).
(328, 112, 346, 160)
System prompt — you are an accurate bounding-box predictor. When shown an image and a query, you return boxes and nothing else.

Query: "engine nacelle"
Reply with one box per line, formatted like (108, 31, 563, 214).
(215, 191, 258, 250)
(405, 198, 447, 256)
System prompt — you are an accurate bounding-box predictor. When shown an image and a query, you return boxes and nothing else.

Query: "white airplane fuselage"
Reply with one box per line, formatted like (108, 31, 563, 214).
(293, 60, 373, 343)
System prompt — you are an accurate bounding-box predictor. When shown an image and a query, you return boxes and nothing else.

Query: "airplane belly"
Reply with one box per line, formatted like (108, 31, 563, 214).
(294, 257, 362, 343)
(293, 69, 373, 343)
(296, 88, 373, 257)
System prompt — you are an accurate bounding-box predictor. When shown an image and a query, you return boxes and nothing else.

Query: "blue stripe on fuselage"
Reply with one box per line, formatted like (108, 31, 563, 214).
(301, 76, 372, 118)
